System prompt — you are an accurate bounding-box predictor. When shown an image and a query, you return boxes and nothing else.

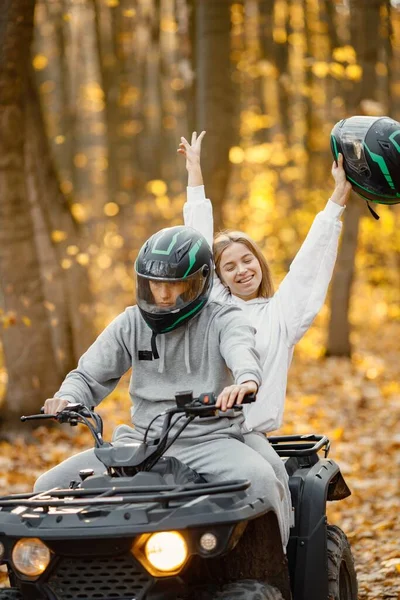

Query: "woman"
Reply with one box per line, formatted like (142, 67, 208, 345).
(178, 131, 351, 481)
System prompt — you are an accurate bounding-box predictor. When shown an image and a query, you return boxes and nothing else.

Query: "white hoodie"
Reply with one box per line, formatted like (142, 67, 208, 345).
(184, 185, 344, 433)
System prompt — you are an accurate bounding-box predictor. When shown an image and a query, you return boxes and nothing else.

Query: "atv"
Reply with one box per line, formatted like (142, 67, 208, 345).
(0, 392, 357, 600)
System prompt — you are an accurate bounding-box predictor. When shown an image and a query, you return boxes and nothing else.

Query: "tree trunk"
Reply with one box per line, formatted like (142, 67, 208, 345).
(195, 0, 236, 231)
(326, 197, 363, 356)
(24, 66, 96, 364)
(326, 0, 382, 357)
(0, 0, 61, 427)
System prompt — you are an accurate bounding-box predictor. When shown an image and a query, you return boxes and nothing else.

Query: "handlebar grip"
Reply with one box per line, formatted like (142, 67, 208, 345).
(240, 392, 256, 404)
(21, 414, 57, 422)
(197, 391, 257, 406)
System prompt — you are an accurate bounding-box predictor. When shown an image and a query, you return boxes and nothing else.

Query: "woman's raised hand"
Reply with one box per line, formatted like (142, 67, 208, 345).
(177, 131, 206, 171)
(330, 153, 352, 207)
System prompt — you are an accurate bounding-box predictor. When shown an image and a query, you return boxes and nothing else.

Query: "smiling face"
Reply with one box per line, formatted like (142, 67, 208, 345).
(148, 280, 189, 308)
(219, 242, 262, 300)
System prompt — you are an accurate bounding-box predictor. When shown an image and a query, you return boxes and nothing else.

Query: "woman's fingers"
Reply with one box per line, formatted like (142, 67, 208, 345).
(196, 130, 206, 149)
(191, 131, 197, 145)
(235, 386, 247, 406)
(216, 385, 243, 411)
(180, 136, 190, 148)
(177, 141, 187, 155)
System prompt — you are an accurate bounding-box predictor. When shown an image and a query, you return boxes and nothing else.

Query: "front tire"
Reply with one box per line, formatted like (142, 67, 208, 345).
(215, 580, 284, 600)
(327, 525, 358, 600)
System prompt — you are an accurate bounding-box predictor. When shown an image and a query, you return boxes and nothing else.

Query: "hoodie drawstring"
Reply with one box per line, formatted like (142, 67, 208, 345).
(158, 334, 166, 374)
(184, 324, 191, 374)
(153, 325, 191, 375)
(151, 332, 159, 360)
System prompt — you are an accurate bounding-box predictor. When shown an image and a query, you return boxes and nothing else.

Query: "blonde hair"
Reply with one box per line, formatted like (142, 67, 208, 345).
(213, 230, 274, 298)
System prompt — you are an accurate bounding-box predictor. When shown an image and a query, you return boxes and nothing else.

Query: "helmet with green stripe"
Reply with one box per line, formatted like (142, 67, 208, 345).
(330, 116, 400, 205)
(135, 226, 213, 334)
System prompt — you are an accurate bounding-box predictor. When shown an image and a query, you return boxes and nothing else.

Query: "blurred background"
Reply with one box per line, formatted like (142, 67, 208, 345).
(0, 1, 399, 597)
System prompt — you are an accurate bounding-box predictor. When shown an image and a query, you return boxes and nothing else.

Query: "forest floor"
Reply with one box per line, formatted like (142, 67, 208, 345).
(0, 318, 399, 599)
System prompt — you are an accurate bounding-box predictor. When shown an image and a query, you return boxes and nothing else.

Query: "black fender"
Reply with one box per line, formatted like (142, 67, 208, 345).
(286, 455, 351, 600)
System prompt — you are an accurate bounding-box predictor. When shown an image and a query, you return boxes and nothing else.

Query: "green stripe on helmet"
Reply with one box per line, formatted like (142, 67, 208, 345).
(152, 231, 182, 255)
(161, 299, 205, 332)
(346, 173, 400, 201)
(183, 239, 203, 278)
(364, 143, 395, 190)
(388, 130, 400, 153)
(331, 134, 339, 160)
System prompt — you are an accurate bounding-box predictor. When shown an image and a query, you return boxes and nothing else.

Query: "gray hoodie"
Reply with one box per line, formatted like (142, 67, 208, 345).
(55, 301, 262, 441)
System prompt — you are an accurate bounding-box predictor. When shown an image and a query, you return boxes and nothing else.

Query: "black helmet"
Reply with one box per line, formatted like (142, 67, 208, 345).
(135, 226, 213, 334)
(330, 116, 400, 205)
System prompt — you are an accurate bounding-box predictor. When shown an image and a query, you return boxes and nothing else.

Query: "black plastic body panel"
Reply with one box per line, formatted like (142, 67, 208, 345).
(286, 455, 348, 600)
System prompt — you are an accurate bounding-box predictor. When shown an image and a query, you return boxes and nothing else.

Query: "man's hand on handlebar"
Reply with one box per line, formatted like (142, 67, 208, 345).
(43, 397, 71, 414)
(216, 381, 258, 412)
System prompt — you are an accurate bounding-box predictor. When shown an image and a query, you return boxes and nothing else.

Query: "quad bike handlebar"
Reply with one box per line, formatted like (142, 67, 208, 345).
(20, 391, 256, 474)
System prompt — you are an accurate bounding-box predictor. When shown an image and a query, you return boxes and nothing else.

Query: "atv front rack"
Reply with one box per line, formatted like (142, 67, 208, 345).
(0, 479, 250, 509)
(269, 434, 330, 458)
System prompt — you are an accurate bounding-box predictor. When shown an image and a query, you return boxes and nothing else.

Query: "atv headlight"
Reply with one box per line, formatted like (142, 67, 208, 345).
(132, 531, 188, 576)
(12, 538, 51, 577)
(145, 532, 187, 572)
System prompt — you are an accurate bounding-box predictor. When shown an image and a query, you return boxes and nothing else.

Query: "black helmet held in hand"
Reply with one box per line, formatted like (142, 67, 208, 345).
(135, 226, 213, 334)
(330, 115, 400, 205)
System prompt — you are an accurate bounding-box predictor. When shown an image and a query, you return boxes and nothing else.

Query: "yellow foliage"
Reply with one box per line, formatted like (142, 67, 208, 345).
(273, 28, 287, 44)
(104, 202, 120, 217)
(332, 45, 357, 64)
(241, 112, 275, 136)
(123, 9, 136, 18)
(67, 245, 79, 256)
(170, 78, 185, 91)
(329, 62, 345, 79)
(229, 146, 245, 164)
(51, 230, 68, 243)
(43, 301, 55, 312)
(119, 85, 140, 106)
(97, 255, 112, 270)
(21, 317, 31, 327)
(160, 18, 178, 33)
(70, 203, 87, 223)
(76, 253, 90, 266)
(155, 196, 170, 210)
(163, 115, 177, 130)
(244, 144, 273, 164)
(32, 54, 48, 71)
(40, 81, 55, 94)
(60, 180, 73, 195)
(312, 61, 330, 78)
(147, 180, 168, 196)
(74, 153, 88, 169)
(346, 64, 363, 81)
(61, 259, 72, 270)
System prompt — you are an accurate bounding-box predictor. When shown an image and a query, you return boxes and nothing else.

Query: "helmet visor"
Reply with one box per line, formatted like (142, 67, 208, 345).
(136, 268, 209, 315)
(339, 116, 378, 176)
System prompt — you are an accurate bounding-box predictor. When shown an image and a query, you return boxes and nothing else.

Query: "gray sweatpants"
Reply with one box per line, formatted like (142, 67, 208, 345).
(34, 431, 291, 547)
